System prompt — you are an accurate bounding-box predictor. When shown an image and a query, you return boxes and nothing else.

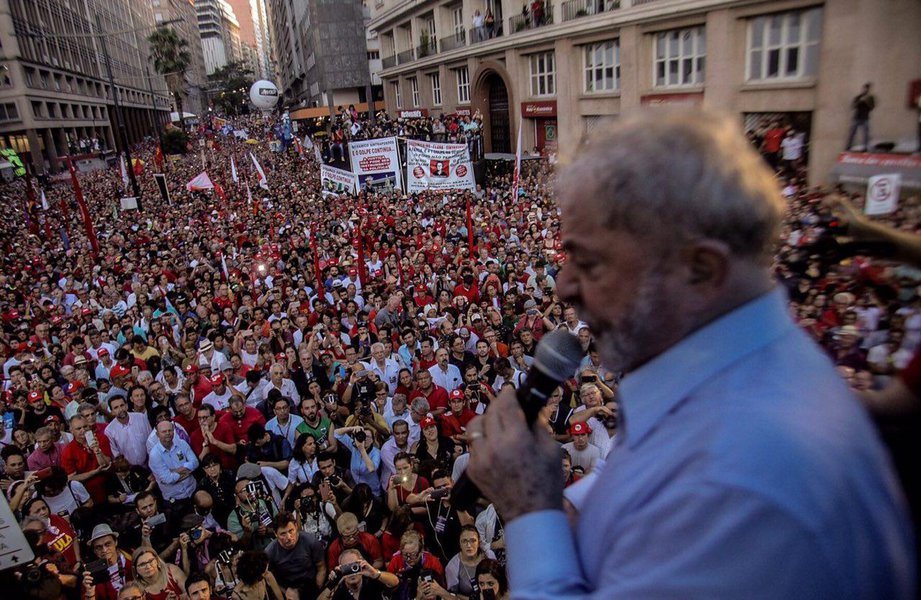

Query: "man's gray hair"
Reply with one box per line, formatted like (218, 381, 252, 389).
(556, 109, 783, 260)
(410, 397, 430, 413)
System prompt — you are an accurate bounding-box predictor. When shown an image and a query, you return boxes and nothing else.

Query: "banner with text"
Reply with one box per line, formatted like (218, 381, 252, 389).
(865, 173, 901, 216)
(348, 137, 403, 192)
(320, 164, 358, 197)
(405, 140, 475, 193)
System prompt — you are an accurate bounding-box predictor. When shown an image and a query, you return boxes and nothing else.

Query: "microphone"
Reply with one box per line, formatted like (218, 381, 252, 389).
(451, 329, 584, 511)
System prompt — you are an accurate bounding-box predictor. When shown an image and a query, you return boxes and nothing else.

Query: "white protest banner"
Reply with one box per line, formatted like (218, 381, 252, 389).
(185, 171, 214, 191)
(406, 139, 476, 193)
(320, 164, 358, 197)
(865, 173, 901, 216)
(0, 494, 34, 570)
(348, 137, 403, 192)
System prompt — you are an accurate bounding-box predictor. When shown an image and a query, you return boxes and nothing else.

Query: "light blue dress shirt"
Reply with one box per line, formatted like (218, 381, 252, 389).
(335, 432, 382, 496)
(149, 437, 199, 501)
(506, 288, 915, 599)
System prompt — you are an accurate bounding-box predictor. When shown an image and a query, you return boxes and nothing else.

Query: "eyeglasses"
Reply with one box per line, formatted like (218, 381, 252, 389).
(136, 558, 158, 569)
(460, 538, 479, 546)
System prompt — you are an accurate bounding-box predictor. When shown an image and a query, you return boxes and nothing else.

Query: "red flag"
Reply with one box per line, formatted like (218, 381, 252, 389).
(311, 230, 325, 300)
(466, 195, 474, 259)
(66, 157, 99, 256)
(23, 164, 40, 236)
(214, 182, 226, 202)
(132, 158, 143, 176)
(356, 220, 368, 287)
(154, 145, 164, 172)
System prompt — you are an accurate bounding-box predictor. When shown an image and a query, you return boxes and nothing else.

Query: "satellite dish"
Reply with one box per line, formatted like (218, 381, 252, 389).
(249, 80, 279, 112)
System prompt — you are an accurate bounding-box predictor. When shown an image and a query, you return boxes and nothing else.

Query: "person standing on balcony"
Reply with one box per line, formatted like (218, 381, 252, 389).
(472, 10, 484, 42)
(485, 9, 496, 38)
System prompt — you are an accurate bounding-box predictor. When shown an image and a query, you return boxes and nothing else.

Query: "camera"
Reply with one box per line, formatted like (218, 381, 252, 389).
(189, 526, 204, 541)
(327, 474, 341, 486)
(468, 383, 480, 392)
(340, 562, 362, 575)
(353, 430, 366, 443)
(429, 487, 450, 500)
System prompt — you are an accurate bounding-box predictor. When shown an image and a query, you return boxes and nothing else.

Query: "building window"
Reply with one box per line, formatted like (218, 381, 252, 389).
(409, 77, 420, 107)
(747, 8, 822, 81)
(453, 7, 464, 37)
(367, 50, 380, 61)
(455, 67, 470, 103)
(529, 51, 555, 97)
(430, 73, 442, 106)
(654, 27, 705, 87)
(392, 81, 402, 108)
(583, 40, 619, 93)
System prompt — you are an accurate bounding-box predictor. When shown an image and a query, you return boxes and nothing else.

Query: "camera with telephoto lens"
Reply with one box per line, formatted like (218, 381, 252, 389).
(353, 429, 367, 444)
(327, 473, 341, 486)
(429, 487, 450, 500)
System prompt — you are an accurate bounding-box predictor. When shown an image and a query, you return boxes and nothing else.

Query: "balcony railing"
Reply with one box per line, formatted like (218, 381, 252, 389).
(382, 54, 397, 69)
(397, 48, 415, 64)
(468, 22, 503, 45)
(416, 41, 435, 60)
(440, 30, 466, 52)
(562, 0, 620, 21)
(509, 4, 554, 34)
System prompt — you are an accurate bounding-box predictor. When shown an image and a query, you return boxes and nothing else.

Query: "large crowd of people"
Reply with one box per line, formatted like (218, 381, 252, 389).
(0, 105, 918, 600)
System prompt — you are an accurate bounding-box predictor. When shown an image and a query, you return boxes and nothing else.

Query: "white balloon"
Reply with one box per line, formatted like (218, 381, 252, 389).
(249, 80, 279, 110)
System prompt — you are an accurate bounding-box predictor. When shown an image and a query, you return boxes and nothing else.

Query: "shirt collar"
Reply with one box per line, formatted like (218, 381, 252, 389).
(619, 287, 794, 449)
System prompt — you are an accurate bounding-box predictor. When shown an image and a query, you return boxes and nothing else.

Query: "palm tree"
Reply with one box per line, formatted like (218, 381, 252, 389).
(147, 27, 191, 131)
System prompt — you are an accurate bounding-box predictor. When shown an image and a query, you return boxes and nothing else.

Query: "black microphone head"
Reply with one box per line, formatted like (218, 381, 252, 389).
(533, 329, 584, 382)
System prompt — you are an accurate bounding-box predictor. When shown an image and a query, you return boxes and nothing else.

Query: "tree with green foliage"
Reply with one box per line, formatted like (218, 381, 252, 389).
(147, 26, 192, 131)
(209, 61, 254, 116)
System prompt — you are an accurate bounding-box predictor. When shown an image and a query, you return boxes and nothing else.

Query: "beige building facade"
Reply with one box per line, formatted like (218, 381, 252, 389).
(0, 0, 172, 174)
(369, 0, 921, 183)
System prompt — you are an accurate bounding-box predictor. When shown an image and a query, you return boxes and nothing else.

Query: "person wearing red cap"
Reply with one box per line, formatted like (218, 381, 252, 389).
(439, 389, 476, 443)
(202, 372, 238, 412)
(410, 414, 455, 483)
(561, 422, 602, 474)
(23, 389, 65, 432)
(183, 363, 213, 407)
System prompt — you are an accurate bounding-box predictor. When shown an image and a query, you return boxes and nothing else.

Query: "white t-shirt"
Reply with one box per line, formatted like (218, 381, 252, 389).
(44, 480, 90, 517)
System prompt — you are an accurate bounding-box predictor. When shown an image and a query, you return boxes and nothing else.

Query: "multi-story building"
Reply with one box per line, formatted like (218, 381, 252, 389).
(267, 0, 370, 109)
(197, 0, 243, 75)
(227, 0, 274, 80)
(151, 0, 208, 115)
(0, 0, 172, 174)
(369, 0, 921, 183)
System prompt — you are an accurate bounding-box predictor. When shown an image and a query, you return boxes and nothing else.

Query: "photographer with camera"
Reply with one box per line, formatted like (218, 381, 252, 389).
(326, 512, 384, 571)
(344, 393, 390, 444)
(333, 424, 382, 496)
(227, 477, 275, 551)
(310, 451, 355, 505)
(318, 548, 398, 600)
(460, 366, 495, 415)
(418, 470, 472, 565)
(265, 512, 326, 600)
(386, 530, 445, 600)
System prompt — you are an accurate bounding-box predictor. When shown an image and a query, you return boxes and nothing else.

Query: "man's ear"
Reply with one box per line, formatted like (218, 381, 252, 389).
(683, 239, 731, 299)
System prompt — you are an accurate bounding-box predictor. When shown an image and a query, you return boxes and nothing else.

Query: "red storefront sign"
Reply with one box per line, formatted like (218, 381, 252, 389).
(521, 101, 557, 118)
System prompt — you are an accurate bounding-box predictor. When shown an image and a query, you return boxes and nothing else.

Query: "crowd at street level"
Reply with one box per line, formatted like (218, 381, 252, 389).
(0, 107, 917, 600)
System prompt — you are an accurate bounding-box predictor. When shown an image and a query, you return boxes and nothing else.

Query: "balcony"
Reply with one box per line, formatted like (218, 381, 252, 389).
(562, 0, 620, 21)
(416, 41, 435, 60)
(397, 48, 415, 64)
(439, 30, 466, 53)
(468, 22, 503, 46)
(382, 54, 397, 69)
(509, 4, 554, 34)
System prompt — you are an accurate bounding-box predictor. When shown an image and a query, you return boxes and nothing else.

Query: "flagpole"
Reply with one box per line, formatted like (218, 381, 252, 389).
(466, 195, 474, 260)
(65, 155, 100, 257)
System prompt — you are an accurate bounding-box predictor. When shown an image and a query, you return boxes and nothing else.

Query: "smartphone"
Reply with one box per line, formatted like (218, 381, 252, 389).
(338, 365, 346, 378)
(147, 512, 167, 527)
(84, 431, 96, 447)
(86, 559, 111, 585)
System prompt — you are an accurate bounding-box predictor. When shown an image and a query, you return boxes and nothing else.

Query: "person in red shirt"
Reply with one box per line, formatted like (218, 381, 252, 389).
(409, 371, 449, 416)
(762, 121, 786, 170)
(60, 414, 113, 504)
(218, 395, 266, 445)
(452, 273, 480, 304)
(184, 364, 213, 407)
(171, 393, 201, 438)
(387, 530, 445, 591)
(326, 512, 385, 570)
(439, 390, 476, 443)
(417, 338, 438, 372)
(191, 404, 239, 470)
